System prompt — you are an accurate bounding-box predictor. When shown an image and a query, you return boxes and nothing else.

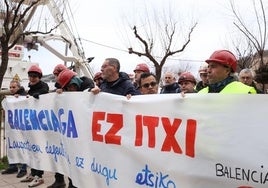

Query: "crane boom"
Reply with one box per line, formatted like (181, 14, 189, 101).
(21, 0, 95, 78)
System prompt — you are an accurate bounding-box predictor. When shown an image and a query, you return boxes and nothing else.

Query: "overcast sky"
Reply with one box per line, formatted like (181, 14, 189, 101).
(24, 0, 260, 76)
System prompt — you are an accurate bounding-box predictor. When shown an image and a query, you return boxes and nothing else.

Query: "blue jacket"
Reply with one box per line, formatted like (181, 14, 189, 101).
(100, 72, 140, 96)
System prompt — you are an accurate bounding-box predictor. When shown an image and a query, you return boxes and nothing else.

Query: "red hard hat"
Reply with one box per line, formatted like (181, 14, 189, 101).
(57, 69, 77, 88)
(28, 65, 42, 77)
(205, 50, 237, 72)
(178, 72, 196, 85)
(94, 72, 102, 81)
(133, 63, 150, 73)
(53, 64, 67, 76)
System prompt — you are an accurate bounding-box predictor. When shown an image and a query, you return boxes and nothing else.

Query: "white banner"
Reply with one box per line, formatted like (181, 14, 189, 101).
(2, 92, 268, 188)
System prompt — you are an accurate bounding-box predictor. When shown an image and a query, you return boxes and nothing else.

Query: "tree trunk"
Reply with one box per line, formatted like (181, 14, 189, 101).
(0, 42, 9, 88)
(154, 64, 162, 83)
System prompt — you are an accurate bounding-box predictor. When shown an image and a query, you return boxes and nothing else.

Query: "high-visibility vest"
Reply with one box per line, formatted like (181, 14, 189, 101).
(198, 81, 257, 94)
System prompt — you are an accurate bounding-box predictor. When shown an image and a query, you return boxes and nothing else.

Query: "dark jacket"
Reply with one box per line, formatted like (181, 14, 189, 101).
(28, 81, 49, 96)
(100, 72, 140, 96)
(80, 76, 95, 91)
(195, 81, 207, 92)
(251, 82, 264, 94)
(160, 82, 180, 94)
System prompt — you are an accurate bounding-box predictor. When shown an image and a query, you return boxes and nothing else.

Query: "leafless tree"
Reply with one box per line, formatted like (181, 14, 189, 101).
(0, 0, 61, 88)
(232, 37, 256, 72)
(125, 5, 197, 82)
(230, 0, 268, 85)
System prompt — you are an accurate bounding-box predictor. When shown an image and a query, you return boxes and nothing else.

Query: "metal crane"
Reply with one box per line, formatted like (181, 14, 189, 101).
(20, 0, 95, 78)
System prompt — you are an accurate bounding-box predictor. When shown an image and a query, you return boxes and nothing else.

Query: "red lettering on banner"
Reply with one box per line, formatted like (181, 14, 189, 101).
(92, 112, 123, 145)
(135, 115, 159, 147)
(105, 113, 123, 144)
(161, 117, 183, 154)
(135, 115, 143, 146)
(185, 119, 196, 157)
(92, 112, 105, 142)
(135, 115, 197, 157)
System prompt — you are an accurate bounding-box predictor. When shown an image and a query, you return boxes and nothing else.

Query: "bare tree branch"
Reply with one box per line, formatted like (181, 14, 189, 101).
(230, 0, 268, 88)
(0, 0, 64, 88)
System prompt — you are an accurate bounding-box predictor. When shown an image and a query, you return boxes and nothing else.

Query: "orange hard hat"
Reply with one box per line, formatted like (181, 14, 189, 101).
(57, 69, 77, 88)
(205, 50, 237, 72)
(94, 72, 102, 81)
(53, 64, 67, 76)
(28, 65, 42, 77)
(178, 72, 196, 85)
(133, 63, 150, 73)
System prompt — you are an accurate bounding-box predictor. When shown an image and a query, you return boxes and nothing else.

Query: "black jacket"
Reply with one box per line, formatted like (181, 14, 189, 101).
(195, 81, 207, 92)
(80, 76, 95, 91)
(28, 81, 49, 96)
(160, 82, 180, 94)
(251, 82, 264, 94)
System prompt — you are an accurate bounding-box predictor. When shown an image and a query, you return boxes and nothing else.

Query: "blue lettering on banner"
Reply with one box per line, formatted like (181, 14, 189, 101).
(90, 157, 118, 186)
(45, 141, 70, 163)
(136, 164, 176, 188)
(76, 157, 84, 168)
(7, 137, 42, 153)
(7, 109, 78, 138)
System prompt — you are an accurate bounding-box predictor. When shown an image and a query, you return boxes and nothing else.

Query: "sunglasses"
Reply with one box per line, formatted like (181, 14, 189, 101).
(142, 81, 157, 88)
(28, 73, 39, 78)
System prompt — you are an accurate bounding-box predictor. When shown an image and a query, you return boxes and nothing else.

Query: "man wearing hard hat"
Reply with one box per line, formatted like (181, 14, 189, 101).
(198, 50, 256, 94)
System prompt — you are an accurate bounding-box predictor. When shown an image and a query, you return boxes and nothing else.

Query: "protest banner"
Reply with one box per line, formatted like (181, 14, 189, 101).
(2, 92, 268, 188)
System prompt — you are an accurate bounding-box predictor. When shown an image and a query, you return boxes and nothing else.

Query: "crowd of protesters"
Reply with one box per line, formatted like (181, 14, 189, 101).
(1, 49, 264, 188)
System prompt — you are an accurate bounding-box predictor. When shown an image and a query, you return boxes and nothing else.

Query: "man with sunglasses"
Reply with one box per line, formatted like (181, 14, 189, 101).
(198, 50, 256, 94)
(133, 63, 150, 89)
(139, 72, 159, 94)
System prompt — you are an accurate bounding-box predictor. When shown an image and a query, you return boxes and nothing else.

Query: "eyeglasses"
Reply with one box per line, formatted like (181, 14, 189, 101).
(141, 81, 157, 88)
(165, 76, 172, 79)
(101, 64, 114, 69)
(240, 76, 252, 80)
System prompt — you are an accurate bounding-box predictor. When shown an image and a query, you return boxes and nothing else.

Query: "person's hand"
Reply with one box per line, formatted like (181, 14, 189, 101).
(91, 86, 101, 95)
(180, 91, 185, 98)
(14, 94, 19, 98)
(33, 93, 39, 99)
(56, 88, 63, 94)
(126, 94, 132, 100)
